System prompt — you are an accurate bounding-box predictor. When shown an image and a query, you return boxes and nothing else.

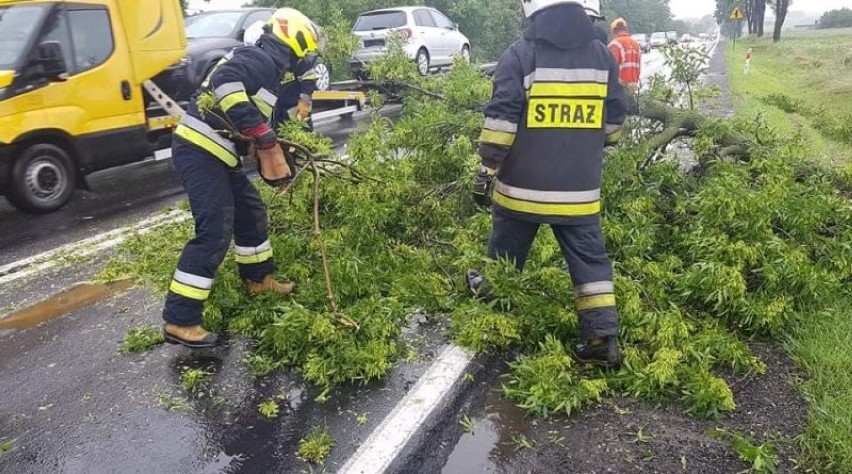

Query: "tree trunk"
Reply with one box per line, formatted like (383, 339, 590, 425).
(773, 0, 789, 42)
(746, 0, 755, 35)
(754, 0, 767, 37)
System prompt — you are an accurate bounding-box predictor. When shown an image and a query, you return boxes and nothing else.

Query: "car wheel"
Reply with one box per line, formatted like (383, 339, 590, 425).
(8, 143, 76, 214)
(461, 45, 471, 63)
(314, 62, 331, 91)
(416, 48, 430, 76)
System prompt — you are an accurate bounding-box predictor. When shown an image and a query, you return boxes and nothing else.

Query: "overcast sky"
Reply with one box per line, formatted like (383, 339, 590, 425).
(190, 0, 852, 19)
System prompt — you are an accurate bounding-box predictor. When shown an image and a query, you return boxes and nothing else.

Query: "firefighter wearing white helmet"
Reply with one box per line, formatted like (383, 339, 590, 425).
(522, 0, 603, 19)
(467, 0, 627, 368)
(162, 8, 323, 348)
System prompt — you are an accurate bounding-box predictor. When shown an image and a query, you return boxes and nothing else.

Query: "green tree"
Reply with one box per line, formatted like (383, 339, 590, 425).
(818, 8, 852, 29)
(602, 0, 674, 34)
(253, 0, 520, 62)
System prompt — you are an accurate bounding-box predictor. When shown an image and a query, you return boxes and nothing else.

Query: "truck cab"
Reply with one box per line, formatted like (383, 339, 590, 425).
(0, 0, 185, 213)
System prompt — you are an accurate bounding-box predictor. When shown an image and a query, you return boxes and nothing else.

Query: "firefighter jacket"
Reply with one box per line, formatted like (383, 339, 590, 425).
(609, 32, 642, 92)
(478, 3, 628, 225)
(174, 33, 318, 167)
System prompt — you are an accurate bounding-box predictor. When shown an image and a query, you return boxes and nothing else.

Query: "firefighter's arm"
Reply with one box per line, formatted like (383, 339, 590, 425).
(295, 55, 320, 120)
(209, 49, 277, 148)
(478, 47, 525, 172)
(604, 53, 628, 146)
(607, 41, 622, 64)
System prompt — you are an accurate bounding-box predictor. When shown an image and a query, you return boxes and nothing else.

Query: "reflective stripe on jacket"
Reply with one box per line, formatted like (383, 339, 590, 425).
(478, 34, 627, 225)
(608, 33, 642, 89)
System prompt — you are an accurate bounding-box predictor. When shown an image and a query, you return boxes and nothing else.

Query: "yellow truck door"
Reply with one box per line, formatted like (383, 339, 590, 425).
(37, 1, 149, 170)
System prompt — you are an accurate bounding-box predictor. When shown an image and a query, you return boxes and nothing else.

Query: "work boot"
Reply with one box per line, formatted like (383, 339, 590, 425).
(163, 324, 219, 349)
(574, 336, 622, 370)
(464, 270, 494, 303)
(245, 274, 295, 296)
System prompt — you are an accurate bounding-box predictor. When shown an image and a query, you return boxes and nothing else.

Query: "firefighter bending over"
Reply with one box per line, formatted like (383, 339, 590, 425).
(162, 8, 321, 348)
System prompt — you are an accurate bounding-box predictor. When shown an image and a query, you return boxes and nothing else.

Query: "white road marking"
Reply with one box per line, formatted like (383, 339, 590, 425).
(339, 345, 474, 474)
(0, 210, 191, 285)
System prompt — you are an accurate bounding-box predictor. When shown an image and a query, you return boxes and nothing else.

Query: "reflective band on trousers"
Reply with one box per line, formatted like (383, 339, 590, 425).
(576, 294, 616, 311)
(574, 281, 614, 297)
(174, 115, 240, 168)
(234, 239, 273, 264)
(523, 68, 610, 89)
(169, 269, 214, 300)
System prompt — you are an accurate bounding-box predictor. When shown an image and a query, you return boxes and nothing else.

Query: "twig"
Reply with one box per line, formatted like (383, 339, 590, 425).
(309, 161, 360, 331)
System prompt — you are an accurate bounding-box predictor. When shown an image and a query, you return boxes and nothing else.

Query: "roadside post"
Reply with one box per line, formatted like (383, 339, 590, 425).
(744, 47, 752, 75)
(730, 7, 745, 51)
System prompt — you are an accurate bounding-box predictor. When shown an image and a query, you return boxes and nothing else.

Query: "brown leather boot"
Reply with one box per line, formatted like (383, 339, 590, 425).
(163, 324, 218, 349)
(245, 274, 295, 296)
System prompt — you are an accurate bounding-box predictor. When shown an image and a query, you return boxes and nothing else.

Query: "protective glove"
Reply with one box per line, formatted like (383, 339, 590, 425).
(296, 94, 313, 121)
(256, 143, 293, 189)
(472, 166, 496, 208)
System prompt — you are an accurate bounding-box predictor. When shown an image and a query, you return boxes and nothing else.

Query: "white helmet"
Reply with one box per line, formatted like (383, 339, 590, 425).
(243, 20, 265, 45)
(521, 0, 601, 19)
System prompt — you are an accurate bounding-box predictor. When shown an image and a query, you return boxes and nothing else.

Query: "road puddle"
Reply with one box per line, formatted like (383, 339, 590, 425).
(0, 279, 133, 331)
(442, 388, 532, 474)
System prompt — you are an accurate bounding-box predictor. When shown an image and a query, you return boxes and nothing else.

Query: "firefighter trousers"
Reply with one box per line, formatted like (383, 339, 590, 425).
(487, 212, 619, 340)
(163, 137, 275, 327)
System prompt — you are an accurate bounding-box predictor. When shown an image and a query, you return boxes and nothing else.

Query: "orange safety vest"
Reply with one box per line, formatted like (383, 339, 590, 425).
(608, 33, 642, 91)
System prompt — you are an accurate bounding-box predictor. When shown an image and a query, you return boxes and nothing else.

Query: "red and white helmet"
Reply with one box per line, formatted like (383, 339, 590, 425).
(521, 0, 602, 19)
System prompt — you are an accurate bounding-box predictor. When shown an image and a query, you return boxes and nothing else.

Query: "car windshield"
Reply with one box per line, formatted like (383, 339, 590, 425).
(0, 4, 49, 70)
(353, 11, 407, 31)
(651, 33, 666, 39)
(185, 11, 244, 39)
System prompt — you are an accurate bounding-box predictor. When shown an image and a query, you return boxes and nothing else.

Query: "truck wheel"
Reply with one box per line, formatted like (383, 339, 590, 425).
(7, 144, 76, 214)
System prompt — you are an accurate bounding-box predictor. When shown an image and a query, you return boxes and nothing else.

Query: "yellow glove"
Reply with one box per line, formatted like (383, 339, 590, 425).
(296, 94, 313, 121)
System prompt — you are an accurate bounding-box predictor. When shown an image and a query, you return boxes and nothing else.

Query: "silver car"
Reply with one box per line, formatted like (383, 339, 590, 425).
(350, 7, 471, 76)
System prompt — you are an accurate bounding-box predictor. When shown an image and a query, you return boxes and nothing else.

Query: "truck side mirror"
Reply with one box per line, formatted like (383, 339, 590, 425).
(37, 41, 68, 81)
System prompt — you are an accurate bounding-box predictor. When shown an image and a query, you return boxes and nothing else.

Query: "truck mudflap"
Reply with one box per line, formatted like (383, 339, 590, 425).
(0, 143, 10, 195)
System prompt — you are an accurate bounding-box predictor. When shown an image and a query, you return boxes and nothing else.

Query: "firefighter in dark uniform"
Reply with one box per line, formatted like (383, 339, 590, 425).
(466, 0, 628, 368)
(162, 8, 321, 348)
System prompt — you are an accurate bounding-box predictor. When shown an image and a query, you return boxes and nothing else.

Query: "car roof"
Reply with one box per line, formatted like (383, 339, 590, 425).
(191, 8, 273, 15)
(360, 6, 436, 15)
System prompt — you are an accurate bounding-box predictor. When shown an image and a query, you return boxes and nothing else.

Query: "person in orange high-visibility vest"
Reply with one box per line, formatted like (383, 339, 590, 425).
(608, 18, 642, 93)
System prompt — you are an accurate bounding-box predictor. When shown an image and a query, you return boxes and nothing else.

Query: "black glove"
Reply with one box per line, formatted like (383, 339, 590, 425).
(472, 169, 494, 208)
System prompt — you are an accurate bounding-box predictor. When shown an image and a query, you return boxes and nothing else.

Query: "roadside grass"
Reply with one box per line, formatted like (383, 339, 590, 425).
(726, 28, 852, 167)
(727, 28, 852, 472)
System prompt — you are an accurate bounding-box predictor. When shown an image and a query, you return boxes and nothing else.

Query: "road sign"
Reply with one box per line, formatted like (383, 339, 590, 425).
(730, 7, 745, 21)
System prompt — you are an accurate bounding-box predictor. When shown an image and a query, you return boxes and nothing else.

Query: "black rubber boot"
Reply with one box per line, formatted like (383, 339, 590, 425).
(574, 336, 622, 370)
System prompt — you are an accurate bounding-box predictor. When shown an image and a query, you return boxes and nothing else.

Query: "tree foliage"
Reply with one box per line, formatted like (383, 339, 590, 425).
(109, 35, 852, 426)
(818, 8, 852, 29)
(601, 0, 674, 34)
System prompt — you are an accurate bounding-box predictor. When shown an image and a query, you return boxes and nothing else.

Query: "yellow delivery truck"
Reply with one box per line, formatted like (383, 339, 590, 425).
(0, 0, 186, 213)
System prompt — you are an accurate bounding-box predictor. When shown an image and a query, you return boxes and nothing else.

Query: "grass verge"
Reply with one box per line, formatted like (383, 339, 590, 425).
(727, 28, 852, 472)
(726, 28, 852, 168)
